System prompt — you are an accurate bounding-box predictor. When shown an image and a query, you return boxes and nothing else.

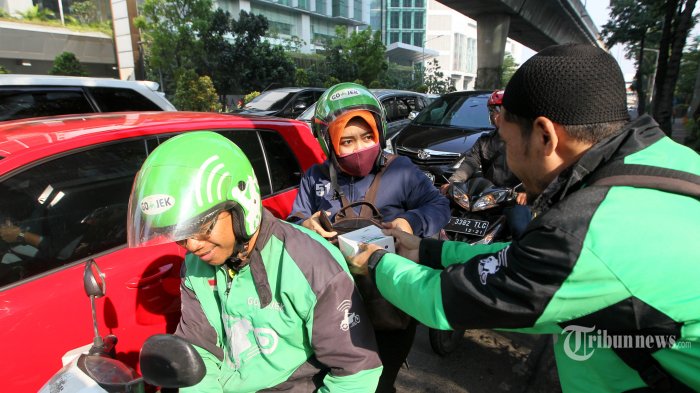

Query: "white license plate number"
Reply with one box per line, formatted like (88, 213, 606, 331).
(444, 217, 489, 236)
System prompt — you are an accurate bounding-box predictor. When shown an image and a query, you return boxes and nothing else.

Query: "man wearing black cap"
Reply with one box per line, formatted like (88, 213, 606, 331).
(347, 43, 700, 392)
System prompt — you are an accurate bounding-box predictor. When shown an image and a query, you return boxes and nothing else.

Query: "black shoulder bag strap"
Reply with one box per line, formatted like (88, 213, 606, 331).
(588, 163, 699, 393)
(322, 154, 399, 218)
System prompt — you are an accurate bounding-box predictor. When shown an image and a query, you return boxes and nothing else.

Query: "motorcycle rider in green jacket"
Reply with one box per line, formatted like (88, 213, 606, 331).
(127, 132, 382, 392)
(348, 44, 700, 392)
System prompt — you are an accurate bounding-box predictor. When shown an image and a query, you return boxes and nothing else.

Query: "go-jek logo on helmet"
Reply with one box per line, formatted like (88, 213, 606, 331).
(140, 194, 175, 215)
(330, 88, 361, 101)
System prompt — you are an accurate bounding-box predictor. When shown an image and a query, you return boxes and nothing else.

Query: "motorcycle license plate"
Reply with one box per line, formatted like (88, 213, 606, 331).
(444, 217, 489, 236)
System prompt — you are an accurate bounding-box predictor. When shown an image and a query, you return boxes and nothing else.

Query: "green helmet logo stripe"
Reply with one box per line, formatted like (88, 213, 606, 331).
(195, 155, 222, 207)
(218, 172, 230, 201)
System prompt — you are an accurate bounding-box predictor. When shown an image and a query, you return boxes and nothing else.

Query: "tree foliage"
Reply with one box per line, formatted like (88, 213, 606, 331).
(424, 58, 455, 94)
(323, 26, 387, 86)
(601, 0, 663, 116)
(134, 0, 213, 94)
(500, 52, 519, 88)
(602, 0, 697, 135)
(173, 70, 221, 112)
(49, 52, 87, 76)
(0, 65, 9, 74)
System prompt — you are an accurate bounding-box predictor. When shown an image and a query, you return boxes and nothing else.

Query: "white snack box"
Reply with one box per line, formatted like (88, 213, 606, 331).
(338, 225, 395, 258)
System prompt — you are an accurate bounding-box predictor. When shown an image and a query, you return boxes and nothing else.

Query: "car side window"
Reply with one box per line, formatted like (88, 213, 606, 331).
(218, 131, 273, 197)
(88, 87, 163, 112)
(395, 98, 410, 119)
(289, 92, 315, 117)
(382, 98, 397, 122)
(0, 140, 148, 288)
(259, 130, 302, 193)
(0, 89, 94, 121)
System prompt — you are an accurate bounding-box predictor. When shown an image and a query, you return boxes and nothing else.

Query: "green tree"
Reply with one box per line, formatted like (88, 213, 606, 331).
(675, 36, 700, 110)
(323, 26, 387, 86)
(173, 70, 221, 112)
(601, 0, 662, 116)
(651, 0, 697, 135)
(500, 52, 518, 87)
(424, 58, 455, 94)
(71, 0, 97, 24)
(0, 65, 9, 74)
(134, 0, 213, 95)
(49, 52, 87, 76)
(379, 62, 422, 90)
(18, 5, 55, 21)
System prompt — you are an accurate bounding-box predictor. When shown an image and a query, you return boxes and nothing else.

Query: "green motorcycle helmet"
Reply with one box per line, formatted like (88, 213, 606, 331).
(313, 82, 388, 159)
(127, 131, 262, 248)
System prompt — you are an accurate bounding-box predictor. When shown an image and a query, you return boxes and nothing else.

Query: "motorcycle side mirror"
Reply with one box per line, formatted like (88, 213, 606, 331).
(83, 259, 105, 298)
(140, 334, 206, 388)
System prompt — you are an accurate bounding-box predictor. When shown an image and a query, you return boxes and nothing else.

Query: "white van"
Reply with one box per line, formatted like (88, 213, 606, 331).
(0, 75, 177, 121)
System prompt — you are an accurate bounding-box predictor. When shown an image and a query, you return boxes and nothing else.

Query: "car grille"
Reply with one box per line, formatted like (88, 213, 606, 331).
(396, 147, 460, 167)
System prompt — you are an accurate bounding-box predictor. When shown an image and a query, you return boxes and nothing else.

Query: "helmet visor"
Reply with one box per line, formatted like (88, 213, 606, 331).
(127, 165, 235, 248)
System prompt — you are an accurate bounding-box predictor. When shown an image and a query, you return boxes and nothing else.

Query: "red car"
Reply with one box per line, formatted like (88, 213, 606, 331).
(0, 112, 325, 392)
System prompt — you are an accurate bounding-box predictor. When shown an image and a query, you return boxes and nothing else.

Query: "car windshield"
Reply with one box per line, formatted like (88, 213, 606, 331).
(414, 94, 492, 129)
(244, 91, 296, 111)
(297, 102, 317, 121)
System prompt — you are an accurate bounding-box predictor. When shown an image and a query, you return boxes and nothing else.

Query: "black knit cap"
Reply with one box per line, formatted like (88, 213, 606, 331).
(502, 43, 630, 125)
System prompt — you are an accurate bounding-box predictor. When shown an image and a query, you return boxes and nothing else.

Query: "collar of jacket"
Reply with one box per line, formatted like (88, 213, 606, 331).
(245, 208, 276, 309)
(532, 115, 664, 214)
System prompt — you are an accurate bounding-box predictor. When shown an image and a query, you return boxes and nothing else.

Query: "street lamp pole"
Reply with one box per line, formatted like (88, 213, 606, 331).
(422, 34, 444, 84)
(643, 48, 660, 110)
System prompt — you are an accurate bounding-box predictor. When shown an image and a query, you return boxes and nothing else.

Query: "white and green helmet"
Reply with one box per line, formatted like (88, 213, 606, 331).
(313, 82, 388, 157)
(127, 131, 262, 248)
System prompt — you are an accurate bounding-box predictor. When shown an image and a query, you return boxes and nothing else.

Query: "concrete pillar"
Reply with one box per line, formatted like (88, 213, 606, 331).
(300, 13, 313, 52)
(111, 0, 138, 80)
(475, 13, 510, 90)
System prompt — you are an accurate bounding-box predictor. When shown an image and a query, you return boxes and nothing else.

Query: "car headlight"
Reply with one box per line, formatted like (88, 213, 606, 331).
(451, 155, 465, 170)
(451, 185, 471, 211)
(472, 189, 510, 211)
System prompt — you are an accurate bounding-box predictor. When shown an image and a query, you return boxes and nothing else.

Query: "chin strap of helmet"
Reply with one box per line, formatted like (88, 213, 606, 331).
(226, 205, 254, 265)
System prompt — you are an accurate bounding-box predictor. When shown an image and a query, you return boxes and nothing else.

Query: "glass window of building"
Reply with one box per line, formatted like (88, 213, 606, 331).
(414, 11, 424, 29)
(298, 0, 309, 10)
(391, 0, 400, 7)
(415, 0, 424, 6)
(402, 32, 412, 44)
(316, 0, 327, 14)
(354, 0, 362, 20)
(414, 32, 423, 47)
(390, 32, 400, 44)
(467, 37, 477, 73)
(333, 0, 348, 17)
(390, 12, 399, 28)
(402, 12, 412, 29)
(403, 0, 412, 7)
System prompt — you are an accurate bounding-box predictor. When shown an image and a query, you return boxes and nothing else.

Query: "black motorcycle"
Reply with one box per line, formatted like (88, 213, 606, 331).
(429, 173, 520, 356)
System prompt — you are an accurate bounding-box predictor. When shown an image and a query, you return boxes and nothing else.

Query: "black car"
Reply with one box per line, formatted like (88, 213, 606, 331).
(391, 90, 494, 184)
(234, 87, 326, 118)
(296, 89, 431, 140)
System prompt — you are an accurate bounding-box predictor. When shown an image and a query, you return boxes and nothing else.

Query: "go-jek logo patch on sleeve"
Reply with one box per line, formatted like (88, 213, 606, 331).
(140, 194, 175, 215)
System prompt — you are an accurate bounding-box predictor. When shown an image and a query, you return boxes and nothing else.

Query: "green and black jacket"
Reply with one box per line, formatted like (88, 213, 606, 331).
(374, 116, 700, 392)
(176, 209, 382, 393)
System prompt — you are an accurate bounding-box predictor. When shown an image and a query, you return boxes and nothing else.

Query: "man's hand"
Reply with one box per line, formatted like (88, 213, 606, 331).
(0, 221, 20, 243)
(439, 183, 450, 195)
(347, 243, 383, 276)
(384, 217, 413, 234)
(382, 226, 420, 262)
(516, 192, 528, 205)
(302, 211, 337, 238)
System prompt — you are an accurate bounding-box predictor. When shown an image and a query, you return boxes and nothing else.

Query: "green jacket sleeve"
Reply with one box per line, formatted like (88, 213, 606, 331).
(375, 226, 593, 333)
